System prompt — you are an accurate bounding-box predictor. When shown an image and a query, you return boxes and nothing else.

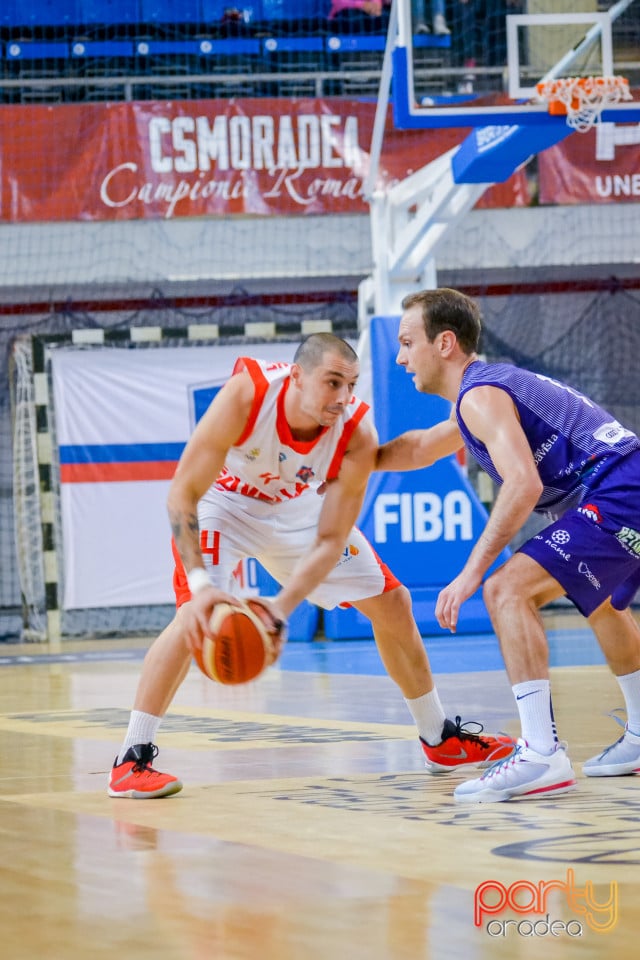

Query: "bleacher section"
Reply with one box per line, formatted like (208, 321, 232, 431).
(0, 0, 452, 102)
(0, 0, 353, 36)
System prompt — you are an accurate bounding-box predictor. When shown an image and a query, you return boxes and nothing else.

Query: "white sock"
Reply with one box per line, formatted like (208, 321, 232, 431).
(405, 689, 447, 745)
(117, 710, 162, 764)
(512, 679, 557, 755)
(616, 668, 640, 734)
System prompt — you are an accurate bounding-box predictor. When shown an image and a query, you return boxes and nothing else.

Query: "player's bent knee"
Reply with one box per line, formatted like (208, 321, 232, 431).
(483, 568, 518, 612)
(354, 582, 413, 622)
(484, 565, 548, 615)
(385, 582, 413, 613)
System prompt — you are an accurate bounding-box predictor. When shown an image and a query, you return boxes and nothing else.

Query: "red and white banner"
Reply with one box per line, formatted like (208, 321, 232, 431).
(538, 121, 640, 204)
(1, 98, 528, 221)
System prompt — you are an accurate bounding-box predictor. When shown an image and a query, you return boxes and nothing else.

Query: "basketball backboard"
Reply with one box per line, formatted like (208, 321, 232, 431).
(393, 0, 640, 128)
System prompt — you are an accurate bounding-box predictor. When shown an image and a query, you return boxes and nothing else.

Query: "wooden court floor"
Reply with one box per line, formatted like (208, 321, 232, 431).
(1, 615, 639, 960)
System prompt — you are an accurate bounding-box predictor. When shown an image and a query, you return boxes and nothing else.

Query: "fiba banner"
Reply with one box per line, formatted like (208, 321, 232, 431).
(538, 121, 640, 204)
(50, 343, 296, 610)
(1, 98, 527, 222)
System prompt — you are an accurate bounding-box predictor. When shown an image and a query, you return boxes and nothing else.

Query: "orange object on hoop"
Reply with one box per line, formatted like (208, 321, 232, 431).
(536, 75, 633, 133)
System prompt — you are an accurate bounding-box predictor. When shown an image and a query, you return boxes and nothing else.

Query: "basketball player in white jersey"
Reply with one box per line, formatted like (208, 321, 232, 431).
(108, 333, 511, 798)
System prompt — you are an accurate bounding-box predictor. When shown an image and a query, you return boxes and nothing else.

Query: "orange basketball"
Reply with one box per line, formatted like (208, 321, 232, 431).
(193, 601, 277, 685)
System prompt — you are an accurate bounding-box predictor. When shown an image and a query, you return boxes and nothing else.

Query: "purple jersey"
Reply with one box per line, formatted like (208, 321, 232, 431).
(456, 361, 640, 517)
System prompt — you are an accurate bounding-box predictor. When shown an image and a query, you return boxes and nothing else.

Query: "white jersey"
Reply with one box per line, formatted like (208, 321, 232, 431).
(180, 357, 396, 609)
(206, 357, 370, 504)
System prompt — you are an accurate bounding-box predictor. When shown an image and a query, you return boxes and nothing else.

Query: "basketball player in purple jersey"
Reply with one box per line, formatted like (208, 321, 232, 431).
(378, 287, 640, 802)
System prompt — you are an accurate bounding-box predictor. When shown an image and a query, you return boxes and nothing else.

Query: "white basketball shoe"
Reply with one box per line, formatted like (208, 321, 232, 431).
(583, 710, 640, 777)
(453, 739, 577, 803)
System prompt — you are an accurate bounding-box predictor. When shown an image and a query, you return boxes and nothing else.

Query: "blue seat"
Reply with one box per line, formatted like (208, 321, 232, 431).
(139, 0, 202, 24)
(78, 0, 142, 25)
(261, 0, 325, 19)
(0, 0, 80, 28)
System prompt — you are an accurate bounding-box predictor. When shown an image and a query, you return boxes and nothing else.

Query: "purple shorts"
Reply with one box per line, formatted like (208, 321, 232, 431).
(518, 451, 640, 617)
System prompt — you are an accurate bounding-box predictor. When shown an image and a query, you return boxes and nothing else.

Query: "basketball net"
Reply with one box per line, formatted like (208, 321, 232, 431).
(536, 76, 633, 133)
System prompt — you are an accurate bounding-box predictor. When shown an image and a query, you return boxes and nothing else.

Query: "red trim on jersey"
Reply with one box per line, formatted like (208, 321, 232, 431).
(376, 551, 402, 593)
(275, 378, 329, 452)
(325, 398, 370, 481)
(233, 357, 270, 447)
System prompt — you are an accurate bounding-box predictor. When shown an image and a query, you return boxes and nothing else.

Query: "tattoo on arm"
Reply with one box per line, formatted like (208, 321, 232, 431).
(169, 509, 202, 570)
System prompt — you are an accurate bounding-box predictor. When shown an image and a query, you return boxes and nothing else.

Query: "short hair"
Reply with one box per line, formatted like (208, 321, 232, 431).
(293, 333, 358, 369)
(401, 288, 482, 354)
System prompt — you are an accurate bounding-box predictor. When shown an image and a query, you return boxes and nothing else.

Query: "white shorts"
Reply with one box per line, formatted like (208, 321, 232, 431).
(173, 488, 399, 610)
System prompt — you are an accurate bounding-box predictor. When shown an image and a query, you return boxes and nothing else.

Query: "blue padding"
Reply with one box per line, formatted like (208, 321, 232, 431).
(5, 42, 70, 59)
(263, 37, 324, 53)
(78, 0, 142, 25)
(451, 122, 573, 184)
(323, 588, 494, 639)
(139, 0, 203, 23)
(413, 34, 450, 49)
(327, 34, 385, 52)
(1, 0, 80, 27)
(198, 38, 261, 55)
(71, 40, 135, 56)
(287, 603, 320, 643)
(137, 40, 201, 54)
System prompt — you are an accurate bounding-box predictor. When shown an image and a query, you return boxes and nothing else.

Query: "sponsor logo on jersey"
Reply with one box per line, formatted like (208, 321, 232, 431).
(578, 561, 601, 589)
(245, 447, 260, 461)
(578, 503, 603, 523)
(296, 465, 315, 483)
(533, 433, 558, 465)
(337, 543, 359, 565)
(616, 526, 640, 557)
(593, 420, 635, 445)
(544, 529, 572, 561)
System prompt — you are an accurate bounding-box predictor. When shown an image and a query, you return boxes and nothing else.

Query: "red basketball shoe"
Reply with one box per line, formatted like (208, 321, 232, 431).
(108, 743, 183, 798)
(420, 716, 515, 772)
